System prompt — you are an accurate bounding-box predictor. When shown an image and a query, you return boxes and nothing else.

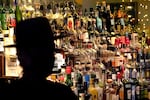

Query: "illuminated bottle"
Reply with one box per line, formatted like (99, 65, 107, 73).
(15, 0, 22, 23)
(7, 0, 16, 27)
(88, 78, 98, 100)
(1, 0, 7, 30)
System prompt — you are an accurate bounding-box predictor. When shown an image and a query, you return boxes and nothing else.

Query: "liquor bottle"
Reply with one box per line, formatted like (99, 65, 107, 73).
(65, 66, 73, 87)
(116, 72, 124, 100)
(110, 11, 115, 32)
(88, 78, 98, 100)
(77, 70, 84, 99)
(96, 11, 102, 33)
(123, 67, 132, 100)
(0, 0, 2, 25)
(112, 67, 117, 81)
(8, 0, 16, 27)
(15, 0, 22, 23)
(1, 0, 7, 30)
(143, 81, 148, 100)
(131, 68, 138, 100)
(134, 64, 140, 100)
(84, 81, 91, 100)
(95, 79, 103, 100)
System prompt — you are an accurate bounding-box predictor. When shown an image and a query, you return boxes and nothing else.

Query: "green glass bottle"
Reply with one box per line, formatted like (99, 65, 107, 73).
(15, 0, 22, 23)
(1, 0, 7, 30)
(0, 0, 2, 28)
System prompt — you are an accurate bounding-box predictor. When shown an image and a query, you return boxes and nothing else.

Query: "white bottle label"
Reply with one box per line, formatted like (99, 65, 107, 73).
(127, 90, 132, 99)
(136, 86, 140, 95)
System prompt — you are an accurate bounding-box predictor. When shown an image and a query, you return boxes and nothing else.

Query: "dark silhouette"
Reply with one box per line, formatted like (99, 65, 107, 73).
(0, 17, 78, 100)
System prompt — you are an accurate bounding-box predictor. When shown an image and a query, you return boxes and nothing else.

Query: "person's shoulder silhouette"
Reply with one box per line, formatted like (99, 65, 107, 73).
(0, 17, 78, 100)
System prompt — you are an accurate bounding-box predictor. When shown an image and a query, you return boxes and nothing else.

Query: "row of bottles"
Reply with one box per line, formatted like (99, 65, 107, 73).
(1, 0, 150, 100)
(45, 1, 150, 100)
(0, 0, 22, 30)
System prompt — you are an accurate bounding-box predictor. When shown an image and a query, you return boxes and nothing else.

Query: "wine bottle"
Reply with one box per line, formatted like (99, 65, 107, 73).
(15, 0, 22, 23)
(1, 0, 7, 30)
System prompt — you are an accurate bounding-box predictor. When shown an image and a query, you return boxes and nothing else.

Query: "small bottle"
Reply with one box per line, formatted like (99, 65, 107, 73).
(65, 66, 73, 87)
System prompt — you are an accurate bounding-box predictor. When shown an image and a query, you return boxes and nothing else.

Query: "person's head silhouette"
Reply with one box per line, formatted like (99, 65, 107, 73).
(2, 17, 78, 100)
(14, 17, 55, 80)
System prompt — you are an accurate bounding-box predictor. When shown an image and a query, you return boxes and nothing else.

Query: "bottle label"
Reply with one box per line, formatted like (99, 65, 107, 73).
(10, 14, 16, 27)
(132, 69, 137, 79)
(136, 86, 140, 95)
(111, 18, 115, 25)
(125, 84, 131, 88)
(127, 90, 132, 99)
(67, 17, 74, 29)
(112, 73, 116, 80)
(120, 18, 125, 26)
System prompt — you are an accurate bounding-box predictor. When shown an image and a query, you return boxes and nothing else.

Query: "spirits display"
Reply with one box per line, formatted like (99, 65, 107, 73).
(0, 0, 149, 100)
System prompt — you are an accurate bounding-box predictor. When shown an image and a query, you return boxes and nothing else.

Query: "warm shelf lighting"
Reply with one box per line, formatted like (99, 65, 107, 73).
(146, 19, 149, 21)
(138, 12, 141, 14)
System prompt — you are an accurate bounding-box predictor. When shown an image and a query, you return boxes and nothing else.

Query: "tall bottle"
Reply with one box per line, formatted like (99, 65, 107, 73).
(84, 81, 91, 100)
(15, 0, 22, 23)
(8, 0, 16, 27)
(123, 67, 132, 100)
(88, 78, 98, 100)
(95, 79, 103, 100)
(0, 0, 2, 26)
(1, 0, 7, 30)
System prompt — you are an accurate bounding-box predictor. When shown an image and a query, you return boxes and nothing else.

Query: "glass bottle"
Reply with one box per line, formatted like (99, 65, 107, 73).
(65, 66, 73, 87)
(0, 0, 2, 26)
(88, 78, 98, 100)
(1, 0, 7, 30)
(8, 0, 16, 27)
(95, 79, 103, 100)
(84, 81, 91, 100)
(15, 0, 22, 23)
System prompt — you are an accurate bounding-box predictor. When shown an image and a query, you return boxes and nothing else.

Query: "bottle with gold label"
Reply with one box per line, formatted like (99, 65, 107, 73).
(88, 78, 98, 100)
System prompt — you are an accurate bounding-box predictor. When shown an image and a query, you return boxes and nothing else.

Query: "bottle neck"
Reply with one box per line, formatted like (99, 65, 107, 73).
(89, 79, 95, 88)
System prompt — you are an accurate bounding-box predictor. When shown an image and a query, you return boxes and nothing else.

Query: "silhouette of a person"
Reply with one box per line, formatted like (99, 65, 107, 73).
(1, 17, 78, 100)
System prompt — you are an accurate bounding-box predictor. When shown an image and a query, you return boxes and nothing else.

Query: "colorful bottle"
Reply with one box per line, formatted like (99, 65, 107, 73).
(65, 66, 73, 87)
(8, 0, 16, 27)
(88, 78, 98, 100)
(1, 0, 7, 30)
